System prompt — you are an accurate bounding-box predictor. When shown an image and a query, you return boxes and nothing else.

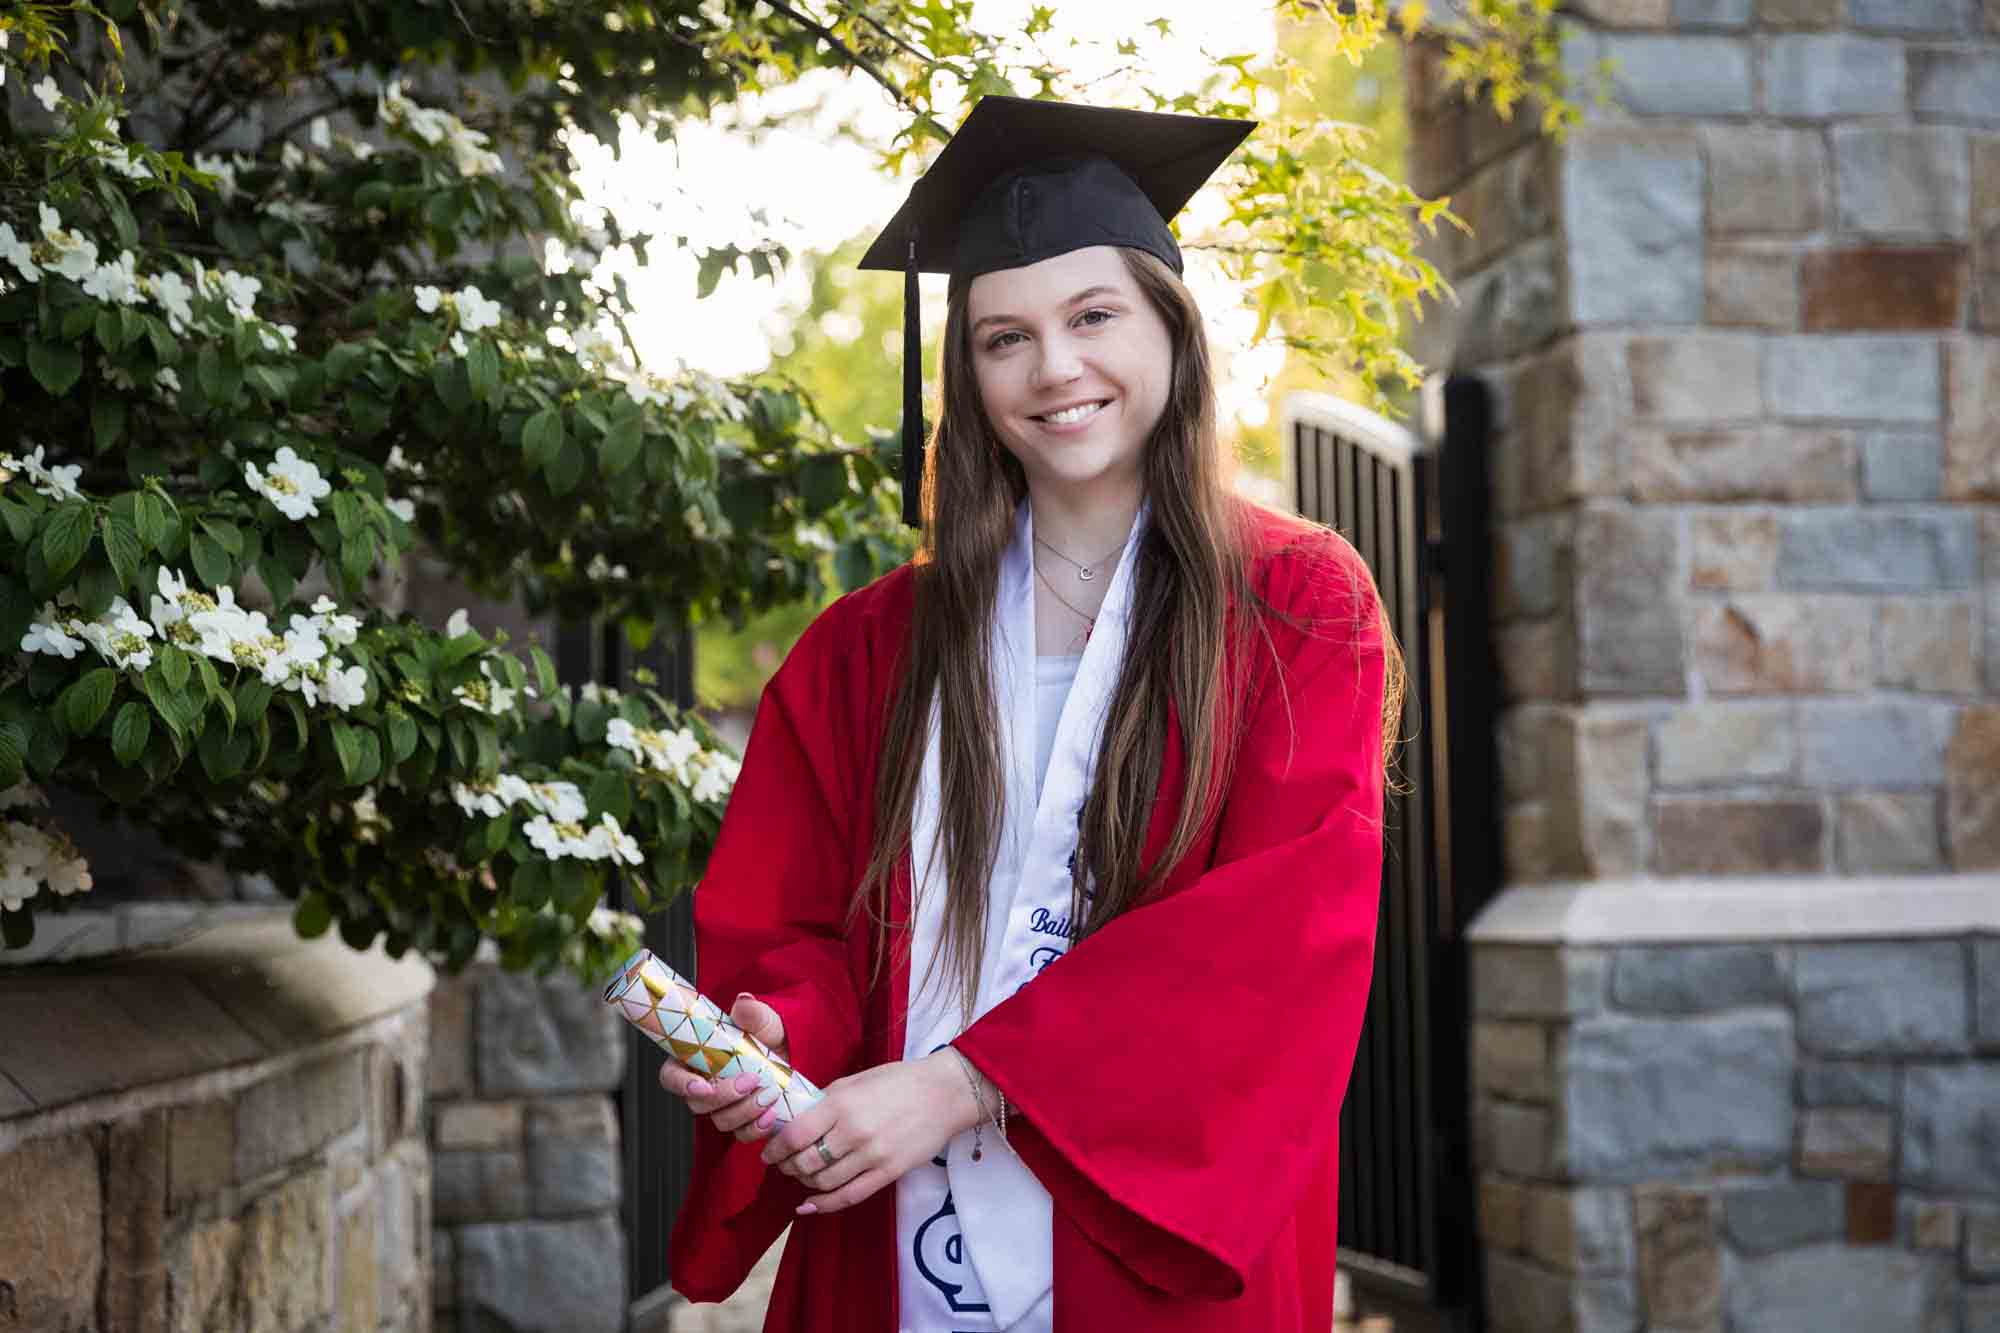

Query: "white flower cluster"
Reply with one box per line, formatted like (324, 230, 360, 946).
(21, 568, 369, 708)
(0, 788, 92, 913)
(452, 659, 522, 717)
(605, 717, 740, 805)
(377, 79, 503, 177)
(449, 775, 642, 865)
(191, 151, 256, 202)
(0, 443, 82, 501)
(585, 906, 644, 940)
(244, 445, 332, 520)
(413, 282, 503, 333)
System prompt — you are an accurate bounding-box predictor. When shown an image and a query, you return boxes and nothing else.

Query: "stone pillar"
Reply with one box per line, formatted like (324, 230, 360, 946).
(1405, 3, 2000, 1328)
(427, 960, 627, 1333)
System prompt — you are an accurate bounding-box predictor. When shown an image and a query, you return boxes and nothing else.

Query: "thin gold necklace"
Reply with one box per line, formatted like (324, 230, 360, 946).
(1034, 562, 1099, 642)
(1033, 532, 1125, 583)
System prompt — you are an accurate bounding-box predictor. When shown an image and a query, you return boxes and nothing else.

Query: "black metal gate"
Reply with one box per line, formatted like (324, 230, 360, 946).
(1288, 374, 1497, 1328)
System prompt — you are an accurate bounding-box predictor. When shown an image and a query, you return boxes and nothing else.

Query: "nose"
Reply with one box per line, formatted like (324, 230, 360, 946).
(1031, 335, 1083, 389)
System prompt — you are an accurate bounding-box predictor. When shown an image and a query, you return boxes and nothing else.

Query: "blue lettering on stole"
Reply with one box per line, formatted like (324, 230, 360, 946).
(914, 1044, 989, 1315)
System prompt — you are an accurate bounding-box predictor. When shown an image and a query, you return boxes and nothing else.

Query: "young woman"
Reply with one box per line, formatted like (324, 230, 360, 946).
(657, 98, 1400, 1332)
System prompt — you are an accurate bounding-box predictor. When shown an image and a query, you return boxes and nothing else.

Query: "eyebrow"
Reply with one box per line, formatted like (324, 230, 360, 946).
(971, 285, 1124, 334)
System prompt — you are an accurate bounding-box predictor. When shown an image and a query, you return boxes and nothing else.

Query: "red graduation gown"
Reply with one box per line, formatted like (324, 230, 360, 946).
(666, 504, 1387, 1331)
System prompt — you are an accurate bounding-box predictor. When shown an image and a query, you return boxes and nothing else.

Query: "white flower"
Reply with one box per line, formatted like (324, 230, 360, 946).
(20, 445, 82, 502)
(217, 269, 260, 317)
(454, 285, 502, 333)
(691, 753, 740, 805)
(44, 850, 91, 897)
(31, 75, 60, 113)
(192, 152, 239, 200)
(587, 905, 645, 937)
(0, 857, 39, 913)
(45, 226, 97, 282)
(445, 608, 472, 639)
(244, 445, 331, 520)
(449, 126, 503, 178)
(584, 553, 628, 581)
(279, 141, 306, 170)
(384, 497, 415, 523)
(523, 814, 567, 859)
(100, 144, 150, 181)
(452, 659, 516, 716)
(257, 322, 297, 353)
(525, 780, 587, 824)
(0, 784, 47, 813)
(310, 595, 361, 646)
(413, 284, 443, 314)
(587, 815, 644, 867)
(145, 270, 194, 332)
(309, 116, 332, 150)
(82, 248, 141, 305)
(21, 607, 84, 659)
(323, 659, 367, 710)
(154, 367, 182, 395)
(451, 781, 507, 819)
(0, 223, 40, 283)
(448, 331, 468, 357)
(78, 596, 155, 672)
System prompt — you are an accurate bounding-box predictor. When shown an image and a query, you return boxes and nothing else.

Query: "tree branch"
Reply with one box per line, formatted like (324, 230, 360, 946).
(759, 0, 913, 111)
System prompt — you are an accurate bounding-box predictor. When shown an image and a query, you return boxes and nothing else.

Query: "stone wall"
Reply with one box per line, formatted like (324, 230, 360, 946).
(1406, 0, 2000, 884)
(0, 911, 432, 1331)
(1467, 883, 2000, 1331)
(426, 959, 628, 1333)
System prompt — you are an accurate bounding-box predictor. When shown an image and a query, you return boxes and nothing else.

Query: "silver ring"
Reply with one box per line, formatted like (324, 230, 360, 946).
(814, 1134, 837, 1170)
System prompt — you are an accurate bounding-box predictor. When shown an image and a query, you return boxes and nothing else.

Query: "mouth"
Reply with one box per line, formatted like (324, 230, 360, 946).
(1030, 399, 1111, 427)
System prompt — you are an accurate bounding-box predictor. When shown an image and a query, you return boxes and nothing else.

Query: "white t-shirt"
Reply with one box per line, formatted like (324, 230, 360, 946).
(1032, 653, 1084, 801)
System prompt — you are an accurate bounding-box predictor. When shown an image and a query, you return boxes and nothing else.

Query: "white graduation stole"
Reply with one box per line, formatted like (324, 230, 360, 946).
(895, 501, 1146, 1331)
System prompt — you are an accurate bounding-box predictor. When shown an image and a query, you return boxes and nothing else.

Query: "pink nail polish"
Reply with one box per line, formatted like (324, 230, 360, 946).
(756, 1107, 778, 1131)
(796, 1202, 817, 1215)
(735, 1073, 761, 1094)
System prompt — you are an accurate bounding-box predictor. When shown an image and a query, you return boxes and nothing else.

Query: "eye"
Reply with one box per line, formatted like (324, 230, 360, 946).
(1075, 308, 1115, 328)
(985, 329, 1025, 351)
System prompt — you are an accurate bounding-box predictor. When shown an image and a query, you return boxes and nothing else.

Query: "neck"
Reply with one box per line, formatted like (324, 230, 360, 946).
(1027, 478, 1143, 567)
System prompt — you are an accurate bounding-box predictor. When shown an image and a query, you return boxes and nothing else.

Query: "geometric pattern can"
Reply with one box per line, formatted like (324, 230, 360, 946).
(602, 946, 826, 1125)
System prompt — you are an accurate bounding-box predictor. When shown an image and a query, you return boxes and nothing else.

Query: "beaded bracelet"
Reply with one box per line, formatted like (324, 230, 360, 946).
(947, 1045, 1010, 1161)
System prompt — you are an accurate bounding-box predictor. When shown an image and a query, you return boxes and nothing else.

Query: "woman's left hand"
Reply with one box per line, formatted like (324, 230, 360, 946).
(757, 1051, 981, 1217)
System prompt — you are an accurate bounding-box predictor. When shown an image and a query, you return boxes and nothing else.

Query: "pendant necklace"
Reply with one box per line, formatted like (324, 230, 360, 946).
(1034, 562, 1098, 643)
(1034, 532, 1126, 584)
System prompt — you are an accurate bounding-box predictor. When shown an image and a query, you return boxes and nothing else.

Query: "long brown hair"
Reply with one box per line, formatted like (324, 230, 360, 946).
(851, 247, 1396, 1026)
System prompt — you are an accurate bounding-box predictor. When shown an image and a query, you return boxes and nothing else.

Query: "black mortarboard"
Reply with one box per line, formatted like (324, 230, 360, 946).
(858, 96, 1255, 526)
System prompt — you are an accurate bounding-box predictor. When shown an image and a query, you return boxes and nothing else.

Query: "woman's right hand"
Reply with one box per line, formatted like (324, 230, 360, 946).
(658, 993, 791, 1144)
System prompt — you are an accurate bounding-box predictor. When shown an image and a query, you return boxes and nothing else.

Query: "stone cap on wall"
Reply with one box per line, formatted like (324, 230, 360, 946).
(0, 907, 433, 1145)
(1469, 873, 2000, 946)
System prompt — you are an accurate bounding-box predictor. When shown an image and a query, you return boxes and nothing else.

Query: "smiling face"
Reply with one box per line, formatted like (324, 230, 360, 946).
(963, 246, 1175, 506)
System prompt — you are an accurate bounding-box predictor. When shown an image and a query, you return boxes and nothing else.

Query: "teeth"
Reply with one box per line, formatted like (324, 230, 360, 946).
(1043, 401, 1104, 425)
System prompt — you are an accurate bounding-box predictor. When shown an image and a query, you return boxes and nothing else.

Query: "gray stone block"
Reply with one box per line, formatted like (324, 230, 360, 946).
(1655, 703, 1796, 786)
(1453, 237, 1563, 366)
(235, 1051, 367, 1182)
(1474, 945, 1610, 1019)
(1798, 1107, 1895, 1179)
(457, 1215, 625, 1333)
(1834, 126, 1972, 240)
(1706, 127, 1826, 235)
(1721, 1180, 1845, 1255)
(1576, 508, 1685, 696)
(1527, 1185, 1638, 1275)
(1979, 938, 2000, 1048)
(1796, 942, 1970, 1056)
(1484, 1250, 1638, 1333)
(1765, 335, 1941, 423)
(1969, 1206, 2000, 1276)
(433, 1149, 529, 1224)
(1599, 35, 1753, 116)
(1764, 35, 1906, 118)
(477, 968, 625, 1096)
(526, 1096, 621, 1216)
(1911, 50, 2000, 124)
(1627, 334, 1763, 422)
(1675, 0, 1751, 24)
(1969, 1285, 2000, 1333)
(1778, 513, 1977, 592)
(1902, 1064, 2000, 1196)
(1610, 945, 1787, 1015)
(1799, 701, 1952, 788)
(1727, 1245, 1955, 1331)
(1861, 429, 1945, 500)
(1564, 131, 1704, 325)
(1837, 792, 1945, 873)
(1797, 1059, 1897, 1108)
(1851, 0, 1979, 27)
(1490, 1099, 1560, 1179)
(1561, 1013, 1794, 1180)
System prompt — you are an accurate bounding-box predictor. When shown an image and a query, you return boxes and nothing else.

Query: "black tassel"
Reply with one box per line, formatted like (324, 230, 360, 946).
(901, 225, 922, 529)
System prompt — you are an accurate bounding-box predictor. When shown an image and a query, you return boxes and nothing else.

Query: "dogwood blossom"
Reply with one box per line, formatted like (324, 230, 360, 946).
(586, 905, 645, 938)
(414, 284, 443, 314)
(75, 597, 155, 673)
(31, 75, 59, 113)
(605, 718, 702, 783)
(18, 445, 81, 501)
(145, 270, 194, 332)
(455, 286, 503, 333)
(452, 659, 516, 716)
(82, 248, 141, 305)
(244, 445, 331, 520)
(21, 607, 85, 659)
(0, 223, 40, 283)
(690, 753, 741, 805)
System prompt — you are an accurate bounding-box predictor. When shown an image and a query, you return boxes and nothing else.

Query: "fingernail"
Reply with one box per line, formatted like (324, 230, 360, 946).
(796, 1202, 817, 1215)
(688, 1078, 713, 1096)
(755, 1086, 780, 1107)
(756, 1107, 778, 1131)
(735, 1073, 761, 1094)
(735, 992, 755, 1005)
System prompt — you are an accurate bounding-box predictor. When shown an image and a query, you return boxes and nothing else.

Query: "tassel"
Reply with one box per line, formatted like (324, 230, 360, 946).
(901, 224, 923, 529)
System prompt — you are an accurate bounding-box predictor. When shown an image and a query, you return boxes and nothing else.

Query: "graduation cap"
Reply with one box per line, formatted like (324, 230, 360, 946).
(858, 96, 1255, 527)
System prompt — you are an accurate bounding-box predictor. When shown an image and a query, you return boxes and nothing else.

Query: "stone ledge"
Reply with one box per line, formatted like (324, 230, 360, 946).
(1469, 873, 2000, 944)
(0, 908, 432, 1145)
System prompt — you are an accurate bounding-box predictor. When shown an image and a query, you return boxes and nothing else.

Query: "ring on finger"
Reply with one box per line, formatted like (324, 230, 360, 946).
(814, 1133, 837, 1171)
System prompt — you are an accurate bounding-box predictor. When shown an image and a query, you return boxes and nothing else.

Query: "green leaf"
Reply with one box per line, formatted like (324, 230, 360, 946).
(331, 490, 365, 539)
(835, 538, 872, 592)
(195, 343, 241, 406)
(325, 341, 370, 384)
(330, 721, 364, 783)
(199, 517, 243, 556)
(111, 700, 151, 763)
(28, 340, 83, 396)
(159, 644, 191, 691)
(133, 493, 172, 553)
(0, 497, 35, 547)
(339, 528, 378, 586)
(599, 416, 643, 476)
(522, 408, 564, 468)
(587, 769, 631, 824)
(466, 338, 501, 406)
(103, 517, 144, 592)
(189, 531, 231, 589)
(386, 711, 419, 764)
(509, 858, 550, 911)
(546, 439, 584, 496)
(529, 645, 559, 698)
(234, 677, 273, 725)
(91, 396, 127, 453)
(40, 502, 94, 580)
(196, 655, 234, 731)
(0, 722, 26, 788)
(797, 453, 849, 518)
(294, 891, 333, 938)
(61, 668, 118, 735)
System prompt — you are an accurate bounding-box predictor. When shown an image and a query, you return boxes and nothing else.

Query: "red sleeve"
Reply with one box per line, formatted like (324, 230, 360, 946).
(951, 534, 1388, 1301)
(666, 594, 878, 1299)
